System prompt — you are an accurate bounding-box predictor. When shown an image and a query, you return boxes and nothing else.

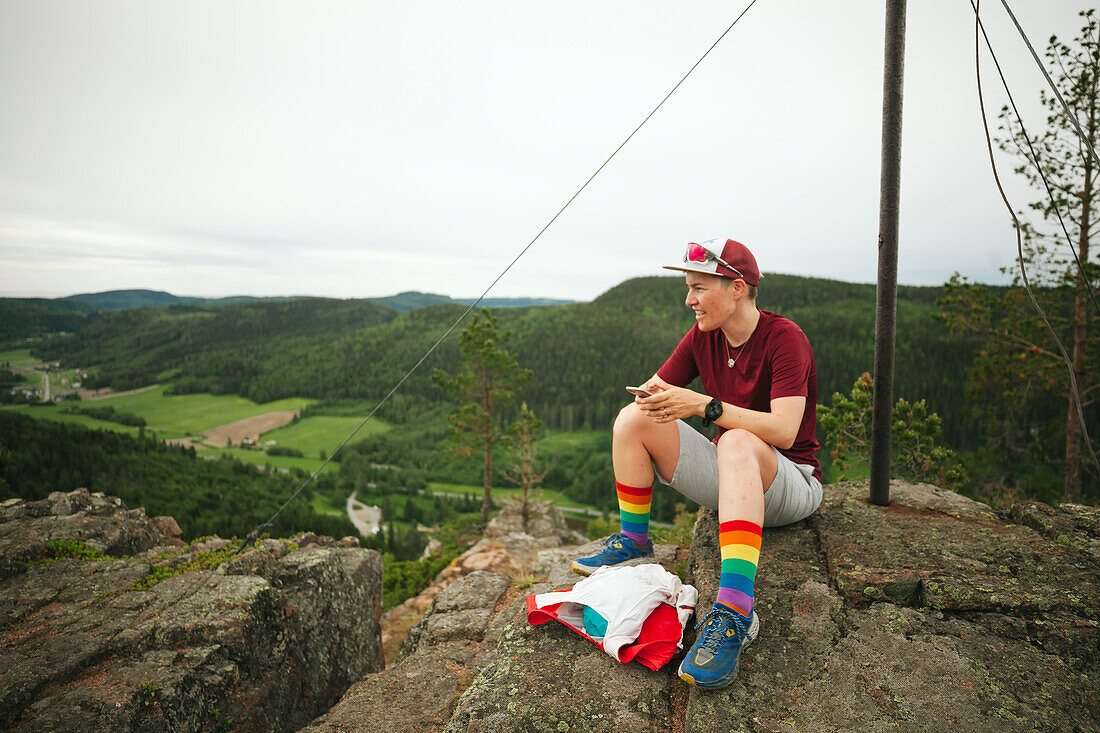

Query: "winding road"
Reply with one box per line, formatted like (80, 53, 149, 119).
(346, 490, 382, 537)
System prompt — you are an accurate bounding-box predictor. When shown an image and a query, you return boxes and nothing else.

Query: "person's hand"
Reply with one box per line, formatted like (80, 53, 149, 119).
(638, 375, 707, 424)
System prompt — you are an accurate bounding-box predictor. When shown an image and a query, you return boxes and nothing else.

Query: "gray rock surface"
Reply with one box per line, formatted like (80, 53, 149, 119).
(308, 480, 1099, 732)
(7, 483, 1097, 731)
(682, 481, 1099, 732)
(302, 570, 512, 733)
(0, 488, 384, 732)
(0, 488, 185, 579)
(443, 561, 686, 732)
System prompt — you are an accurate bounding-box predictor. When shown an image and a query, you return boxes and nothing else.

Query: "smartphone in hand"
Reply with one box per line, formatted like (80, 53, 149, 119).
(626, 385, 652, 398)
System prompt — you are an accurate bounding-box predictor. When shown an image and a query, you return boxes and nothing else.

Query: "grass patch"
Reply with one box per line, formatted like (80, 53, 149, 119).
(127, 540, 242, 593)
(0, 348, 47, 392)
(1, 406, 145, 436)
(311, 493, 345, 518)
(0, 348, 39, 369)
(94, 386, 313, 436)
(6, 386, 314, 440)
(6, 392, 378, 472)
(32, 539, 110, 565)
(650, 506, 697, 547)
(539, 429, 608, 450)
(821, 457, 871, 484)
(194, 446, 340, 474)
(261, 415, 392, 457)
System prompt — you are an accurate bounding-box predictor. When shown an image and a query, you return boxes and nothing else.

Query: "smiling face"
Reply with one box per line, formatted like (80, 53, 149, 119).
(684, 271, 737, 332)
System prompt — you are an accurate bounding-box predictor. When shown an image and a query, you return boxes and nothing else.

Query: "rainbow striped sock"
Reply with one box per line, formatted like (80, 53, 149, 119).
(716, 520, 762, 618)
(616, 481, 652, 548)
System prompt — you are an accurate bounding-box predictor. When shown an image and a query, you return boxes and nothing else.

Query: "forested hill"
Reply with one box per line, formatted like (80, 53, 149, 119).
(1, 289, 573, 342)
(60, 289, 574, 313)
(0, 298, 98, 342)
(373, 291, 574, 311)
(64, 289, 228, 311)
(0, 291, 288, 341)
(30, 274, 979, 449)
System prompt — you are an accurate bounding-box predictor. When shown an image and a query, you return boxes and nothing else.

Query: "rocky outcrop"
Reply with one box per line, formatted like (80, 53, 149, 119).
(6, 483, 1097, 731)
(302, 570, 514, 733)
(0, 489, 185, 579)
(0, 488, 384, 732)
(379, 499, 587, 664)
(682, 480, 1098, 731)
(314, 480, 1099, 732)
(441, 537, 689, 733)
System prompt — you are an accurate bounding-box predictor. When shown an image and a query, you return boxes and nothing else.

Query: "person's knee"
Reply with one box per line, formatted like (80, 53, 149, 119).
(717, 428, 768, 464)
(614, 402, 649, 437)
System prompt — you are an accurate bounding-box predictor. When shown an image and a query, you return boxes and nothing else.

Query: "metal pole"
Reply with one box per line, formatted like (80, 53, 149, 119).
(871, 0, 907, 506)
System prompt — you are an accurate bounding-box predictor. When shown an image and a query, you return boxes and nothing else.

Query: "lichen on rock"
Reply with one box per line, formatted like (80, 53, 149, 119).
(312, 480, 1098, 733)
(5, 481, 1099, 732)
(0, 488, 383, 732)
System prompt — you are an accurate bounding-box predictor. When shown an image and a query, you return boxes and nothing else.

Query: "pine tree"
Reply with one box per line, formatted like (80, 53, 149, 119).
(939, 11, 1100, 501)
(817, 373, 967, 490)
(433, 309, 531, 520)
(502, 402, 547, 530)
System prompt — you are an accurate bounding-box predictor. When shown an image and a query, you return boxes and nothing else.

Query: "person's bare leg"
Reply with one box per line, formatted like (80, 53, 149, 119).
(611, 402, 679, 546)
(678, 428, 778, 688)
(612, 402, 680, 487)
(714, 427, 777, 616)
(716, 428, 776, 525)
(572, 403, 678, 574)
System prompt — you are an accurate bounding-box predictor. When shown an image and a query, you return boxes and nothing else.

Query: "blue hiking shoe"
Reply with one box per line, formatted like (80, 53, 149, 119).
(678, 604, 760, 689)
(571, 533, 654, 576)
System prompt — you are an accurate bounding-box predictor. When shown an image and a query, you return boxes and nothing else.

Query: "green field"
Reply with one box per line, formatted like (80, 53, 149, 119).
(6, 406, 144, 437)
(193, 445, 342, 474)
(312, 492, 346, 517)
(0, 348, 85, 394)
(261, 415, 391, 458)
(0, 348, 39, 369)
(93, 386, 312, 436)
(539, 429, 607, 450)
(4, 403, 143, 434)
(3, 385, 400, 478)
(1, 348, 46, 392)
(5, 386, 313, 439)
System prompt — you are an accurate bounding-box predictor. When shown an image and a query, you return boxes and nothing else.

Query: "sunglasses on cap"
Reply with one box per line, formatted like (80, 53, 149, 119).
(683, 242, 745, 279)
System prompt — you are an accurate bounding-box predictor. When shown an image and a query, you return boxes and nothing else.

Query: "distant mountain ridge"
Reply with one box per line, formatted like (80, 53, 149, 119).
(58, 289, 573, 314)
(61, 289, 289, 312)
(0, 289, 574, 343)
(375, 291, 575, 311)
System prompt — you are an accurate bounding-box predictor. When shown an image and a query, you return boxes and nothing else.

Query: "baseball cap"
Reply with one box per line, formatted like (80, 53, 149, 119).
(663, 238, 760, 286)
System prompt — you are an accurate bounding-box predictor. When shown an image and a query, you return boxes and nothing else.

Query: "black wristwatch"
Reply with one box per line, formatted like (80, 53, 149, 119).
(701, 398, 723, 427)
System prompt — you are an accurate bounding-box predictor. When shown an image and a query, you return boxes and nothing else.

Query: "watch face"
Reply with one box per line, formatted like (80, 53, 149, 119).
(706, 399, 722, 420)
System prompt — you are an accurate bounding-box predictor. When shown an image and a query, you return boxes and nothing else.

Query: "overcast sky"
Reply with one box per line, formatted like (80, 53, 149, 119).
(1, 1, 1095, 301)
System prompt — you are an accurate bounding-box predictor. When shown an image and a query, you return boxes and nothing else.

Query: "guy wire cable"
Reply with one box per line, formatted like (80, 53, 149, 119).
(972, 1, 1100, 318)
(972, 0, 1099, 474)
(234, 0, 764, 554)
(998, 0, 1100, 172)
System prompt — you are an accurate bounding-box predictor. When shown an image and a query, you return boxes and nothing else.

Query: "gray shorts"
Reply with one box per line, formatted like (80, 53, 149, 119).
(655, 420, 823, 528)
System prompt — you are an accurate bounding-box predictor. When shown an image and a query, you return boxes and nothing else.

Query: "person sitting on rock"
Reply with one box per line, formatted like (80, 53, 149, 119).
(572, 237, 822, 690)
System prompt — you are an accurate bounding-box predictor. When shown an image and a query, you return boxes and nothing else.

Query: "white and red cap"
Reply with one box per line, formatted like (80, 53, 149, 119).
(663, 238, 760, 287)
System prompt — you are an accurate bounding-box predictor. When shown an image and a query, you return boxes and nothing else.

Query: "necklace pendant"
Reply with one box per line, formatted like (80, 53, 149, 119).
(727, 358, 735, 368)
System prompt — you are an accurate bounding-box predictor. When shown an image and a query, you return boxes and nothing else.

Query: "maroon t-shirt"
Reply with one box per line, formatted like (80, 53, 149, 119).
(657, 309, 821, 480)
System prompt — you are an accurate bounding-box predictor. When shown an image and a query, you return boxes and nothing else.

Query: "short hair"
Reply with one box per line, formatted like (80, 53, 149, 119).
(721, 278, 757, 300)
